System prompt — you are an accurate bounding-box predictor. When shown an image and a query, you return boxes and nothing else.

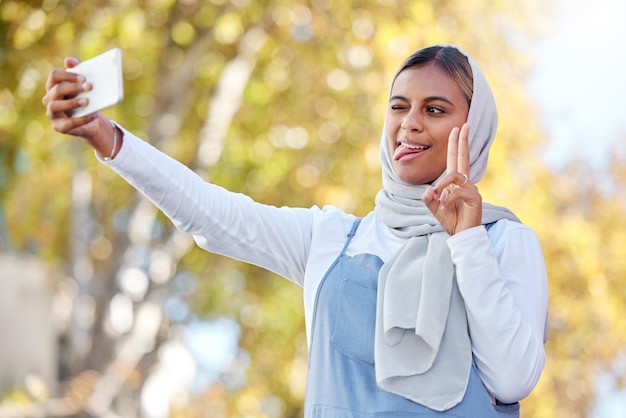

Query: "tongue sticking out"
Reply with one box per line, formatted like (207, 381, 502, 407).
(393, 144, 428, 161)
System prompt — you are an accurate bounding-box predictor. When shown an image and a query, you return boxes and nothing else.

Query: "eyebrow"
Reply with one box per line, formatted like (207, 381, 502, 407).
(389, 95, 455, 106)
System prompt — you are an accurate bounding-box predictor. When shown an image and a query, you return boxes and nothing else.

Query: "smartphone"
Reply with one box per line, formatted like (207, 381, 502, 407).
(68, 48, 124, 117)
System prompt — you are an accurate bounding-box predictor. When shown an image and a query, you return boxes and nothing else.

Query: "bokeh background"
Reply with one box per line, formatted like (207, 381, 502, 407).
(1, 0, 625, 417)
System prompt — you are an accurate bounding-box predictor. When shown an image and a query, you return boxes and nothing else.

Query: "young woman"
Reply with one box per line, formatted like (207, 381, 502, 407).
(43, 45, 548, 417)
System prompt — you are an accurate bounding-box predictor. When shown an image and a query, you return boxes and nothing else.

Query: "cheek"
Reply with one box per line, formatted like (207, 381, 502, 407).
(385, 118, 399, 143)
(429, 132, 449, 167)
(433, 125, 453, 152)
(435, 147, 448, 169)
(385, 114, 398, 133)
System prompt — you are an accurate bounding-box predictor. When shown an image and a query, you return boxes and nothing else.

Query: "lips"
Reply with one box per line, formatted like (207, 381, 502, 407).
(393, 141, 429, 161)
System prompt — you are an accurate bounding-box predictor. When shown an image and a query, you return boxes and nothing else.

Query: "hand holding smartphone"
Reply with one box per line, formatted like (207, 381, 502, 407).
(68, 48, 124, 117)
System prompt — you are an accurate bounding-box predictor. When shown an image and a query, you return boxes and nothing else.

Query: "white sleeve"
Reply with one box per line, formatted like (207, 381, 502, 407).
(447, 220, 548, 403)
(101, 127, 314, 286)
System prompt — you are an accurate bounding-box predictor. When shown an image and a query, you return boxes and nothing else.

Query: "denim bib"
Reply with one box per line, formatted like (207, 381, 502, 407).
(304, 218, 519, 417)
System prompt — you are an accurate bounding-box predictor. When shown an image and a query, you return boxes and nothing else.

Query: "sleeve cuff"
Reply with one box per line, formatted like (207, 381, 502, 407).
(446, 224, 489, 249)
(94, 120, 133, 166)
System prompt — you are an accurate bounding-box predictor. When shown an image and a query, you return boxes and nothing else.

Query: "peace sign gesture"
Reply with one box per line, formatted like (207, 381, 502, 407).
(422, 123, 482, 235)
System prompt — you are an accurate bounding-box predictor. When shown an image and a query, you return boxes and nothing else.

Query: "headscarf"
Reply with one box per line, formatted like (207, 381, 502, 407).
(373, 45, 520, 411)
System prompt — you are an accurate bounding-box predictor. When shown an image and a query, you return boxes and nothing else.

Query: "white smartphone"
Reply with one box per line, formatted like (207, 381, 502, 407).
(68, 48, 124, 117)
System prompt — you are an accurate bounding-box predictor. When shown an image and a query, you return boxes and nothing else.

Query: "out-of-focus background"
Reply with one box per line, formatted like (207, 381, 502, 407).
(1, 0, 625, 417)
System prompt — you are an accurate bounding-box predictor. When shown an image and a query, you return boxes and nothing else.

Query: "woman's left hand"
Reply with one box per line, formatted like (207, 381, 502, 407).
(422, 123, 482, 235)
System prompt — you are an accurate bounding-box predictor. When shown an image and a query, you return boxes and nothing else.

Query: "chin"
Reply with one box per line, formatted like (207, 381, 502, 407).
(398, 176, 429, 186)
(395, 170, 434, 186)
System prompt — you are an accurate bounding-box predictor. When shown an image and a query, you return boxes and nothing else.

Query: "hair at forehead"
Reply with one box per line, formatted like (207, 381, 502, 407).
(393, 45, 473, 106)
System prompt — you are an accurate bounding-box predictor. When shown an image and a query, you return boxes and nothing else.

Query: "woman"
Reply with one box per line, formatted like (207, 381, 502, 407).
(43, 45, 548, 417)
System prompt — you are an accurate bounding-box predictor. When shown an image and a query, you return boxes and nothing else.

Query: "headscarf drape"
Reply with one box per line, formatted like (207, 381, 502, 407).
(373, 45, 520, 411)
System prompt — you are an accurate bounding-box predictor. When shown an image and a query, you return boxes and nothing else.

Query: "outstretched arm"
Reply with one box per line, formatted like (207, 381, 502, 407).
(42, 60, 313, 284)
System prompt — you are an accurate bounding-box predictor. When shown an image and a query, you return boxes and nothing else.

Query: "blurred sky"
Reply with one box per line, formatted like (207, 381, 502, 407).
(526, 0, 626, 170)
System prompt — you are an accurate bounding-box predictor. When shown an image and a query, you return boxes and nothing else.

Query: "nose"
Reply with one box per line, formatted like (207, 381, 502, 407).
(401, 108, 423, 132)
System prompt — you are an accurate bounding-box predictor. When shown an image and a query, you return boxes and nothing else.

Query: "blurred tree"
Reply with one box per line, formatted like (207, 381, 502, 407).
(520, 151, 626, 418)
(2, 0, 625, 417)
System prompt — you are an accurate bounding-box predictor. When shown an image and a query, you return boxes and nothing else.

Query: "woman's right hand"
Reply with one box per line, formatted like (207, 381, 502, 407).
(42, 57, 120, 159)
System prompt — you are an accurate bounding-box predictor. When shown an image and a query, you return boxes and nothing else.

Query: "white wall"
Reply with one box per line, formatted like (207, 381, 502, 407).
(0, 253, 57, 395)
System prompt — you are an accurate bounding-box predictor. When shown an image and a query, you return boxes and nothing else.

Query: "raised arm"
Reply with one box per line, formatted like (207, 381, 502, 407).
(449, 222, 548, 403)
(42, 59, 313, 284)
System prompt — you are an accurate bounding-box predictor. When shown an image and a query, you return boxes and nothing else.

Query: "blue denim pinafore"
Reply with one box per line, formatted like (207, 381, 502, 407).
(304, 219, 520, 417)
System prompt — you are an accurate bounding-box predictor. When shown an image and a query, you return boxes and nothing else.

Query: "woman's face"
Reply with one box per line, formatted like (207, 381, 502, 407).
(386, 62, 470, 185)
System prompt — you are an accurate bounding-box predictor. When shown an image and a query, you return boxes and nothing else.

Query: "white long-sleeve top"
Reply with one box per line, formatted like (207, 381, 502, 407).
(103, 126, 548, 404)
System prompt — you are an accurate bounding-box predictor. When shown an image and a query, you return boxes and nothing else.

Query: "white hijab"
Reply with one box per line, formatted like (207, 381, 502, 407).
(373, 45, 519, 411)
